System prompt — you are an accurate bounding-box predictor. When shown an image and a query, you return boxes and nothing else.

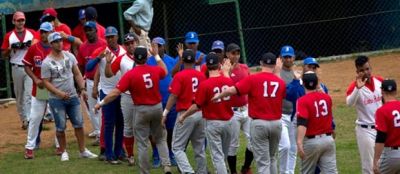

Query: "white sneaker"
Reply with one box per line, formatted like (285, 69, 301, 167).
(88, 131, 99, 138)
(61, 151, 69, 161)
(80, 148, 98, 159)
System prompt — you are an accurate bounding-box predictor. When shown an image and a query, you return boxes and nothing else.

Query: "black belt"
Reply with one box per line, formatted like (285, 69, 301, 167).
(306, 133, 332, 139)
(360, 124, 375, 129)
(387, 147, 399, 150)
(11, 63, 24, 67)
(232, 106, 246, 112)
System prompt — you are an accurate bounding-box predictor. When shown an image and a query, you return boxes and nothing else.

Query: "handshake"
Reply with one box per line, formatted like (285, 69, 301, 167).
(11, 40, 32, 49)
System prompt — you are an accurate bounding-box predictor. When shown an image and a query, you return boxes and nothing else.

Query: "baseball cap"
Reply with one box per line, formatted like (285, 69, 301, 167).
(182, 49, 195, 63)
(226, 43, 240, 52)
(152, 37, 165, 45)
(124, 33, 138, 43)
(13, 11, 25, 21)
(105, 26, 118, 37)
(211, 40, 224, 51)
(381, 79, 397, 92)
(302, 72, 319, 90)
(303, 57, 320, 67)
(78, 9, 86, 20)
(206, 53, 219, 66)
(84, 21, 97, 29)
(48, 32, 62, 43)
(134, 47, 148, 61)
(280, 45, 295, 57)
(43, 8, 58, 18)
(261, 52, 277, 65)
(85, 6, 98, 21)
(185, 31, 199, 43)
(39, 22, 53, 32)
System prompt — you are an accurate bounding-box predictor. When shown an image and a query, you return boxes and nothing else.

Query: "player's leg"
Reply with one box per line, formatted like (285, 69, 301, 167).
(250, 119, 270, 173)
(65, 97, 85, 152)
(268, 120, 282, 174)
(134, 105, 152, 173)
(22, 72, 32, 125)
(379, 148, 400, 174)
(241, 111, 254, 173)
(189, 112, 207, 174)
(11, 66, 28, 128)
(206, 120, 228, 174)
(278, 114, 291, 174)
(86, 80, 100, 137)
(100, 90, 118, 162)
(121, 94, 135, 164)
(300, 138, 319, 174)
(287, 118, 298, 174)
(222, 120, 233, 169)
(227, 112, 241, 174)
(318, 136, 338, 174)
(112, 98, 124, 160)
(49, 98, 68, 159)
(355, 126, 375, 174)
(24, 97, 47, 158)
(172, 111, 197, 173)
(165, 105, 178, 166)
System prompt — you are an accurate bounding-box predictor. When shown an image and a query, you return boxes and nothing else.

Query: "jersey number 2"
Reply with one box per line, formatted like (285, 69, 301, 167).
(192, 77, 199, 92)
(213, 85, 230, 103)
(143, 74, 153, 89)
(314, 100, 328, 117)
(393, 110, 400, 127)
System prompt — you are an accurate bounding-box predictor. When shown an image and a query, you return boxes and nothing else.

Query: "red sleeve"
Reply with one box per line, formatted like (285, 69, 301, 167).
(22, 44, 35, 66)
(27, 29, 37, 37)
(97, 24, 106, 40)
(296, 97, 309, 119)
(91, 46, 106, 58)
(240, 64, 250, 75)
(200, 64, 207, 73)
(111, 55, 123, 74)
(374, 76, 384, 82)
(1, 32, 11, 49)
(375, 108, 387, 132)
(158, 66, 167, 79)
(116, 72, 131, 93)
(346, 81, 357, 96)
(61, 24, 72, 35)
(235, 76, 251, 95)
(169, 74, 181, 96)
(194, 82, 207, 107)
(34, 30, 40, 40)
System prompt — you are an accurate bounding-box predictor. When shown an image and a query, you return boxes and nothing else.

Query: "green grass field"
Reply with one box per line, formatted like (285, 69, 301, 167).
(0, 104, 361, 174)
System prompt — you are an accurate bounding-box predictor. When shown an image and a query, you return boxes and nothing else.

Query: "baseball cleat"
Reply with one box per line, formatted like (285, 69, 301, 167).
(61, 151, 69, 161)
(24, 149, 34, 159)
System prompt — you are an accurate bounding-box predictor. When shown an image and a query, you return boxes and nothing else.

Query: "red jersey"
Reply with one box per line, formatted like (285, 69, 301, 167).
(22, 42, 52, 97)
(235, 72, 286, 120)
(169, 69, 206, 111)
(375, 100, 400, 147)
(230, 64, 250, 107)
(296, 92, 333, 136)
(117, 65, 166, 105)
(77, 39, 107, 79)
(72, 23, 106, 42)
(195, 75, 234, 120)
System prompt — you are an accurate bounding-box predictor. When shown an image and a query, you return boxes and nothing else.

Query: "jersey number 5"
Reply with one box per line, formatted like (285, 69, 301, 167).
(393, 110, 400, 127)
(314, 100, 328, 117)
(143, 73, 153, 89)
(263, 81, 279, 97)
(213, 85, 230, 103)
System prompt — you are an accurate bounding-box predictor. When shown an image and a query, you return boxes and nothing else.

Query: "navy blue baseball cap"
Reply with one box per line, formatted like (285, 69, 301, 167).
(302, 72, 318, 89)
(78, 9, 85, 20)
(211, 40, 224, 50)
(261, 52, 277, 65)
(152, 37, 166, 45)
(206, 53, 219, 66)
(84, 21, 96, 29)
(303, 57, 320, 67)
(185, 31, 199, 43)
(105, 26, 118, 37)
(134, 46, 148, 61)
(85, 6, 97, 21)
(182, 49, 195, 63)
(281, 45, 295, 57)
(381, 79, 397, 92)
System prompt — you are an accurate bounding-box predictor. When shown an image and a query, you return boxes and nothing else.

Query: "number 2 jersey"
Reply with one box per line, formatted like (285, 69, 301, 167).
(297, 91, 333, 136)
(375, 101, 400, 147)
(116, 65, 166, 105)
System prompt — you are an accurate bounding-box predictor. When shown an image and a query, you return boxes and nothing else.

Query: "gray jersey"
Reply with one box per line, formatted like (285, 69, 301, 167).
(41, 51, 78, 99)
(280, 69, 294, 115)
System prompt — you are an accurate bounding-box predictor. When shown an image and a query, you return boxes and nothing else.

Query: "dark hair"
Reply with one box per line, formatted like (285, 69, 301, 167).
(207, 64, 219, 71)
(134, 58, 147, 65)
(355, 55, 369, 68)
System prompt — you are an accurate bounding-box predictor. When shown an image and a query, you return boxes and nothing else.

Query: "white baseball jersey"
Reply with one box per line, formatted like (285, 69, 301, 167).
(99, 45, 126, 94)
(111, 53, 135, 95)
(1, 29, 35, 65)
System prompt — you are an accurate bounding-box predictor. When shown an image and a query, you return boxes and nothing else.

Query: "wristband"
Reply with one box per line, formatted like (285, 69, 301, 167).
(155, 55, 162, 62)
(67, 36, 75, 43)
(99, 99, 105, 107)
(162, 109, 170, 117)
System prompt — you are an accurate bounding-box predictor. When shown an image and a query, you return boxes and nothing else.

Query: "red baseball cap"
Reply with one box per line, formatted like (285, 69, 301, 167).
(43, 8, 58, 18)
(13, 11, 25, 21)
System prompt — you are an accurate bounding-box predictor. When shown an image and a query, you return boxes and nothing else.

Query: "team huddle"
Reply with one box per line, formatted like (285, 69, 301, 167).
(1, 4, 400, 174)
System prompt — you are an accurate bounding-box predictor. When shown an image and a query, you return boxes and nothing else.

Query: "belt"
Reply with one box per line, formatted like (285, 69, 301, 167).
(306, 133, 332, 139)
(232, 106, 246, 112)
(359, 124, 375, 129)
(386, 147, 400, 150)
(11, 63, 24, 67)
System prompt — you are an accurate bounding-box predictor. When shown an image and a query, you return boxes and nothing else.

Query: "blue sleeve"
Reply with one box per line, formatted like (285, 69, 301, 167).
(146, 56, 156, 66)
(321, 83, 329, 94)
(286, 79, 305, 103)
(86, 58, 101, 72)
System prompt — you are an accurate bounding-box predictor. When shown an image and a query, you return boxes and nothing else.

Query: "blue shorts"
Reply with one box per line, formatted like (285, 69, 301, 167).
(49, 97, 83, 132)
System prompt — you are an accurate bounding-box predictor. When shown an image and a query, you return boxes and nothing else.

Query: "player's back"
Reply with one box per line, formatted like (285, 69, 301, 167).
(375, 100, 400, 147)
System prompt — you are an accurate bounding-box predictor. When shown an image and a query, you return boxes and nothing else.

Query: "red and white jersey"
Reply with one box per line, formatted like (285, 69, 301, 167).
(92, 45, 126, 94)
(194, 75, 234, 120)
(1, 28, 36, 65)
(116, 65, 166, 105)
(169, 69, 206, 111)
(297, 92, 333, 136)
(235, 72, 286, 120)
(346, 76, 383, 125)
(230, 63, 250, 107)
(375, 100, 400, 147)
(111, 53, 135, 75)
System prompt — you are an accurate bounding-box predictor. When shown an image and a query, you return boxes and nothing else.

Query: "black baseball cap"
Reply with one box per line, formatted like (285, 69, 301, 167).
(134, 47, 147, 61)
(381, 79, 397, 92)
(226, 43, 240, 52)
(302, 72, 318, 90)
(261, 52, 277, 65)
(182, 49, 195, 63)
(85, 6, 98, 21)
(206, 53, 219, 66)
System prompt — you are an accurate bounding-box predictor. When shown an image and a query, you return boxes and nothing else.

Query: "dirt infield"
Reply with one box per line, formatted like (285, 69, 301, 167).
(0, 53, 399, 155)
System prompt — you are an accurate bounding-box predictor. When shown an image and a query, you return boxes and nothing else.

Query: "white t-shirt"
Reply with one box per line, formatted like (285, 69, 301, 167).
(99, 45, 126, 94)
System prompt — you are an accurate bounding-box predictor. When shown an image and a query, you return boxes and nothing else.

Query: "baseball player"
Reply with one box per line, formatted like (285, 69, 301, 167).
(95, 46, 172, 174)
(179, 53, 234, 174)
(162, 49, 207, 174)
(22, 22, 54, 159)
(213, 52, 286, 174)
(346, 55, 383, 174)
(1, 11, 35, 130)
(76, 21, 107, 141)
(223, 43, 253, 174)
(41, 32, 97, 161)
(104, 33, 139, 166)
(296, 72, 337, 174)
(72, 7, 106, 43)
(373, 79, 400, 174)
(86, 26, 126, 163)
(200, 40, 225, 75)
